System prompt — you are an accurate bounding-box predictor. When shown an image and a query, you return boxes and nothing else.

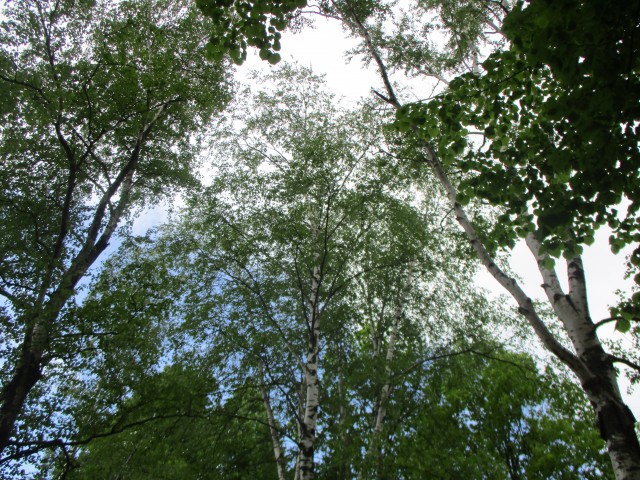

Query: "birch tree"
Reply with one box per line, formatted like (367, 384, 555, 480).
(316, 0, 640, 477)
(176, 63, 612, 479)
(0, 0, 230, 459)
(121, 65, 463, 479)
(172, 65, 423, 479)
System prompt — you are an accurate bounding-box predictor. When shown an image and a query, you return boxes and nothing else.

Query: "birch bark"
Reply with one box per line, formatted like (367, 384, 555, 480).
(526, 238, 640, 479)
(296, 210, 324, 480)
(259, 368, 287, 480)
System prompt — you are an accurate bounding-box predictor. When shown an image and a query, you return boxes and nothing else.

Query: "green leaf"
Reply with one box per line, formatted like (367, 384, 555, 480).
(541, 257, 555, 270)
(259, 48, 270, 60)
(616, 317, 631, 333)
(267, 52, 281, 64)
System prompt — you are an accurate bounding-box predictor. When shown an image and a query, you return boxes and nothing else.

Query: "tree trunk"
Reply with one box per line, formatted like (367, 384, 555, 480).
(0, 142, 140, 455)
(583, 367, 640, 480)
(0, 331, 44, 451)
(259, 369, 287, 480)
(526, 239, 640, 479)
(360, 318, 397, 480)
(433, 147, 640, 480)
(359, 264, 413, 480)
(297, 263, 322, 480)
(0, 300, 56, 454)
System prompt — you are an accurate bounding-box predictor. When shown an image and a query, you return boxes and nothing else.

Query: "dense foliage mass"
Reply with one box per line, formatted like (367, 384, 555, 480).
(0, 0, 638, 479)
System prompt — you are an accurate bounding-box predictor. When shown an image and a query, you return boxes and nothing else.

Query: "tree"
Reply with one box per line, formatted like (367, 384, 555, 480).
(0, 0, 230, 458)
(319, 0, 640, 477)
(46, 365, 279, 479)
(71, 65, 494, 479)
(165, 65, 433, 479)
(392, 350, 611, 479)
(48, 248, 607, 479)
(20, 61, 619, 479)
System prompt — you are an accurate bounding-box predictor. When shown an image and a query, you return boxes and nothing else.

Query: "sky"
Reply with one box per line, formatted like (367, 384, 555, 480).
(129, 9, 639, 415)
(228, 12, 640, 415)
(237, 16, 377, 104)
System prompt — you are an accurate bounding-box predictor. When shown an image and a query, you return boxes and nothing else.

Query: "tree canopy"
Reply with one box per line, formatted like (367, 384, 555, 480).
(318, 0, 640, 477)
(13, 64, 616, 479)
(0, 0, 639, 479)
(0, 0, 230, 466)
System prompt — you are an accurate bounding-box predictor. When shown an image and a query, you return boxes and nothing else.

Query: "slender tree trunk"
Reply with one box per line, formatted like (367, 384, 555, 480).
(259, 369, 287, 480)
(358, 309, 401, 480)
(297, 263, 322, 480)
(359, 264, 413, 480)
(295, 200, 326, 480)
(360, 318, 397, 480)
(337, 346, 351, 480)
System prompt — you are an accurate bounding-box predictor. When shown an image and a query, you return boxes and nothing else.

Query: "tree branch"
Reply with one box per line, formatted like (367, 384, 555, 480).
(336, 0, 401, 108)
(610, 355, 640, 374)
(594, 317, 623, 330)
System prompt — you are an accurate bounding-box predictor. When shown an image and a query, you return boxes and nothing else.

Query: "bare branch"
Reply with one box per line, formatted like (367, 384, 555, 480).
(594, 317, 628, 330)
(336, 0, 401, 108)
(610, 355, 640, 374)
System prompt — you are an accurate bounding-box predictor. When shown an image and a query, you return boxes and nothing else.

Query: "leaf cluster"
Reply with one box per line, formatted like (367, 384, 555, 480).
(395, 1, 640, 281)
(197, 0, 306, 64)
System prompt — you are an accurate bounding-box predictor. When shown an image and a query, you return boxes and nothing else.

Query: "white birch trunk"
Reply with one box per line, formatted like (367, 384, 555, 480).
(427, 148, 640, 479)
(525, 237, 640, 479)
(297, 263, 322, 480)
(296, 205, 324, 480)
(358, 316, 397, 480)
(259, 367, 287, 480)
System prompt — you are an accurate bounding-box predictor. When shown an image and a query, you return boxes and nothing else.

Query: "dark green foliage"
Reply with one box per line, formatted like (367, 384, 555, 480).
(196, 0, 307, 64)
(49, 367, 278, 479)
(391, 352, 610, 479)
(0, 0, 230, 327)
(396, 0, 640, 324)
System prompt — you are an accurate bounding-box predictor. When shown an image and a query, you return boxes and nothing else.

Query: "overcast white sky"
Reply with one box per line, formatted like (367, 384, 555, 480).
(231, 14, 640, 414)
(237, 16, 637, 318)
(132, 12, 637, 413)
